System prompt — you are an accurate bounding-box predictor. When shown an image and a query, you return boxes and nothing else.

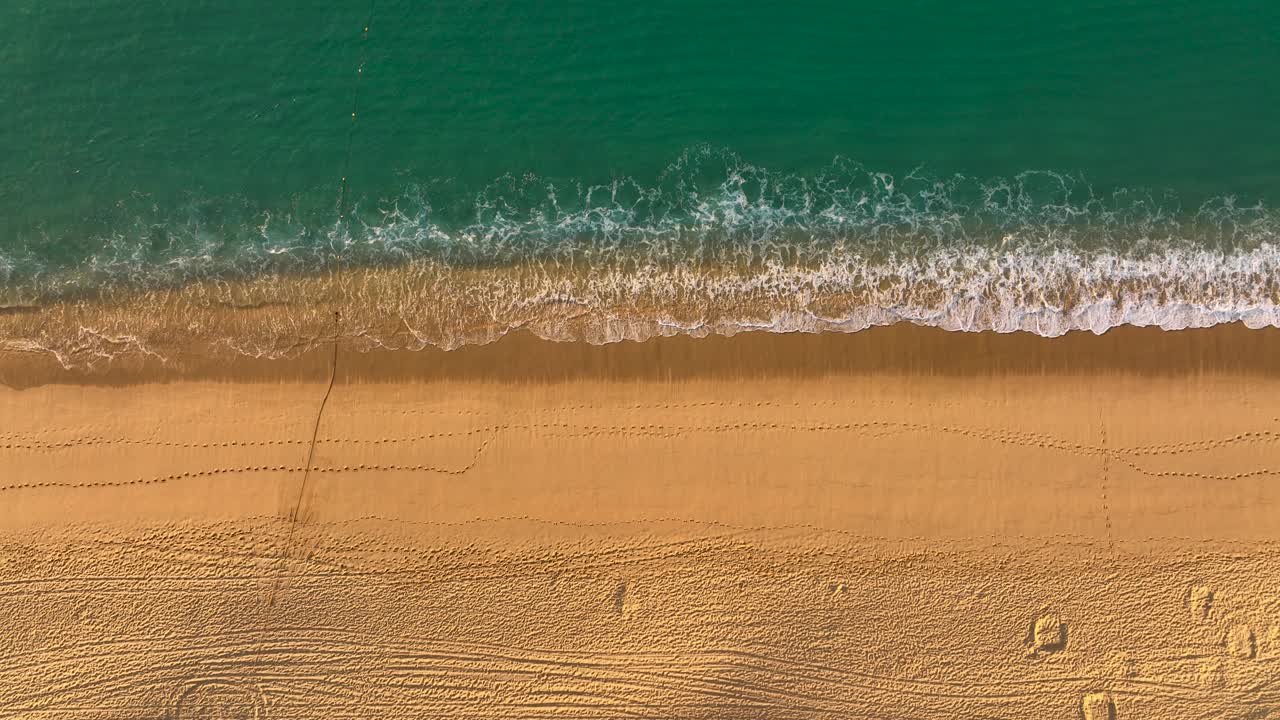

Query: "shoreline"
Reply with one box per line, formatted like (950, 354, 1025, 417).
(4, 321, 1280, 387)
(3, 254, 1280, 371)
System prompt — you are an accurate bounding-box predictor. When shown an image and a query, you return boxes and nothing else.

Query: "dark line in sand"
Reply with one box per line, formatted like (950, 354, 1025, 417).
(301, 313, 341, 505)
(270, 307, 340, 607)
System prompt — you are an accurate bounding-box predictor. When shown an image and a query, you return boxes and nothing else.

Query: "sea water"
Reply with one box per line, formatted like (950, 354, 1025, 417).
(4, 0, 1279, 357)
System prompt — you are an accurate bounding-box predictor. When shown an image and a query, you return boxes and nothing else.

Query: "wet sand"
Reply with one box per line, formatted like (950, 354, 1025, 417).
(2, 325, 1279, 718)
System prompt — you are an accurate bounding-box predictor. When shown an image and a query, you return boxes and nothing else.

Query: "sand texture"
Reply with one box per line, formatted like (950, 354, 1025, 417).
(2, 326, 1279, 719)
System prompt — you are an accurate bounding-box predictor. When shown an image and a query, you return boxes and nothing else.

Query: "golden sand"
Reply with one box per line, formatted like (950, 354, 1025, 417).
(2, 325, 1279, 718)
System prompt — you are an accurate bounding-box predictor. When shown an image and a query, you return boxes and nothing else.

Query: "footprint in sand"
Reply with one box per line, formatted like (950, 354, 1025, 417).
(1081, 691, 1116, 720)
(1226, 623, 1257, 659)
(1187, 584, 1215, 622)
(1029, 611, 1067, 653)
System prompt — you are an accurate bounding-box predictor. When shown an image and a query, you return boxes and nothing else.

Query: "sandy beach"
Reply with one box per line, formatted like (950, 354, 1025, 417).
(2, 324, 1279, 719)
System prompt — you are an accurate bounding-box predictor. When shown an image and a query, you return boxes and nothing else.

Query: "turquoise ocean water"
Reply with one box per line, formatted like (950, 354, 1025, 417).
(4, 1, 1280, 348)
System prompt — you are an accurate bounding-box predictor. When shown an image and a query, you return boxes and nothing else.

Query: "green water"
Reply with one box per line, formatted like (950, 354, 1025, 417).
(3, 0, 1279, 294)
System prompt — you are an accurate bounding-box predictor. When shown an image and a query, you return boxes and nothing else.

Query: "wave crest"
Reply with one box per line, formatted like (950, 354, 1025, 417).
(3, 147, 1280, 365)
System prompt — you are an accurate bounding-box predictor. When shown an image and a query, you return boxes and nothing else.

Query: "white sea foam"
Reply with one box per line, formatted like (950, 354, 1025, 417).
(403, 242, 1280, 347)
(3, 148, 1279, 363)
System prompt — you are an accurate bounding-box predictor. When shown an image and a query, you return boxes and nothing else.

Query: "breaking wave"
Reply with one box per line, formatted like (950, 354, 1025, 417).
(3, 147, 1280, 364)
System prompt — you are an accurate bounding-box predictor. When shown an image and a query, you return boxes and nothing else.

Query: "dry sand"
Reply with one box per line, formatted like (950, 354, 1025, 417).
(2, 324, 1279, 719)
